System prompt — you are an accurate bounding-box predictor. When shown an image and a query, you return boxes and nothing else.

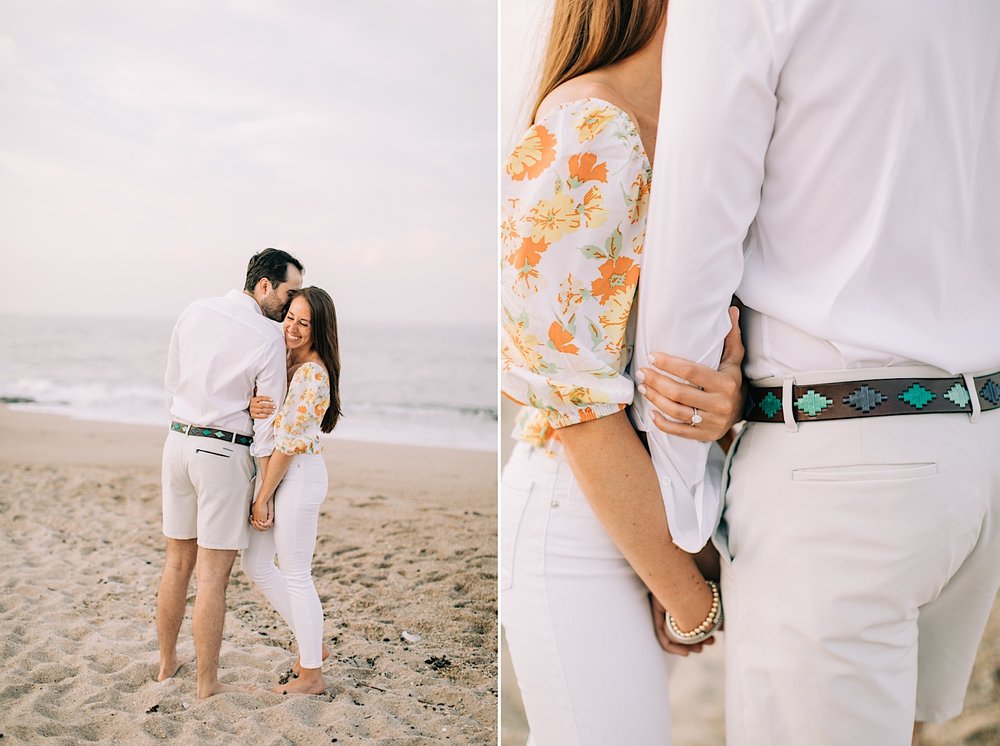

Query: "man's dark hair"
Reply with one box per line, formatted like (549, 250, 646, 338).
(243, 248, 304, 292)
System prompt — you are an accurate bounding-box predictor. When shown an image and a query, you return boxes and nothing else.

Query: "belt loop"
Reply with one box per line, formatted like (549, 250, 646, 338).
(782, 376, 799, 433)
(963, 373, 981, 423)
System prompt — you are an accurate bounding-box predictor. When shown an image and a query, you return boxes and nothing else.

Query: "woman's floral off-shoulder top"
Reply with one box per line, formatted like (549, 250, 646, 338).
(501, 98, 651, 455)
(274, 361, 330, 455)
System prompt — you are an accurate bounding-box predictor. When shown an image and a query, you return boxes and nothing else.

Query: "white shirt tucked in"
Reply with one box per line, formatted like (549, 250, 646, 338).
(165, 289, 288, 458)
(632, 0, 1000, 551)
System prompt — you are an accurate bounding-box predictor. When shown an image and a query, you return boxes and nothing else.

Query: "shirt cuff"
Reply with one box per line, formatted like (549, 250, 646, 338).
(646, 435, 726, 553)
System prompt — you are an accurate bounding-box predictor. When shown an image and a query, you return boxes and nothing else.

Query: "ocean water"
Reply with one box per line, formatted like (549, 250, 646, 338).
(0, 314, 497, 452)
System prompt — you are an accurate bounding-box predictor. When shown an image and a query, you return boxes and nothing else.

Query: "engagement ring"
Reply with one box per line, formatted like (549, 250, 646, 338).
(690, 408, 703, 426)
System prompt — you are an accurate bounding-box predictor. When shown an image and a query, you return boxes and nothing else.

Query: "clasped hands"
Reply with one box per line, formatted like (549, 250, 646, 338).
(250, 494, 274, 532)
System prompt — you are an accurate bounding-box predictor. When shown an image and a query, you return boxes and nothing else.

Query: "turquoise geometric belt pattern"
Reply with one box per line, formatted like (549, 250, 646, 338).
(170, 420, 254, 447)
(745, 371, 1000, 423)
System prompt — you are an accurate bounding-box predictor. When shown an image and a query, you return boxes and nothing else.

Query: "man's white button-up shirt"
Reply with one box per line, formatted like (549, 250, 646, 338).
(164, 289, 287, 458)
(632, 0, 1000, 551)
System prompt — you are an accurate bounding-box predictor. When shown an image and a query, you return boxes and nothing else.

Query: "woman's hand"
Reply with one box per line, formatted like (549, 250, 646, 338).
(250, 496, 274, 531)
(648, 593, 716, 655)
(635, 306, 745, 442)
(249, 395, 277, 420)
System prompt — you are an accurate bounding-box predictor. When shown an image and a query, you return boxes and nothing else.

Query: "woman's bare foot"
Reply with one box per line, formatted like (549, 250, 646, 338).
(157, 653, 192, 682)
(273, 667, 324, 695)
(291, 644, 330, 676)
(197, 681, 255, 699)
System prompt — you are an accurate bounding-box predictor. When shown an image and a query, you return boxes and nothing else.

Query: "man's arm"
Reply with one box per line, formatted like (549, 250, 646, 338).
(164, 314, 182, 413)
(249, 335, 287, 459)
(632, 0, 786, 550)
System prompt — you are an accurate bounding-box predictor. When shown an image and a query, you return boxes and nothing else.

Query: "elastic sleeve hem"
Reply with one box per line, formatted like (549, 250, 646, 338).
(549, 402, 627, 429)
(274, 441, 309, 456)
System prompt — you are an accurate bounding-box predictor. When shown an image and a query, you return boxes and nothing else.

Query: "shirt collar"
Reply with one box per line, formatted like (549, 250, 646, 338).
(226, 288, 264, 316)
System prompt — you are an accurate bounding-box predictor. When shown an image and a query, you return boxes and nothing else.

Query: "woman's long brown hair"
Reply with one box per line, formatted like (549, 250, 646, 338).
(292, 286, 342, 433)
(532, 0, 666, 122)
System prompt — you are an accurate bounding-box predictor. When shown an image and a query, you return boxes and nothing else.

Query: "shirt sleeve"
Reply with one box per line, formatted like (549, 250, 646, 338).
(273, 364, 326, 456)
(249, 335, 288, 457)
(164, 311, 183, 414)
(632, 0, 788, 551)
(500, 100, 651, 429)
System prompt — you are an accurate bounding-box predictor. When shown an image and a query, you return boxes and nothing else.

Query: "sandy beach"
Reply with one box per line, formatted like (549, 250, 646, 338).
(0, 406, 497, 745)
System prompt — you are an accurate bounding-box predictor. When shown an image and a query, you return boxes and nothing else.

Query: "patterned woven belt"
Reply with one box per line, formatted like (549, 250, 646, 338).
(170, 421, 254, 447)
(745, 371, 1000, 423)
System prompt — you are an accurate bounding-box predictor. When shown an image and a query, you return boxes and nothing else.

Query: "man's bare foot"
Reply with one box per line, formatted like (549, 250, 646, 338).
(273, 669, 325, 695)
(157, 654, 192, 682)
(291, 644, 330, 676)
(197, 681, 255, 699)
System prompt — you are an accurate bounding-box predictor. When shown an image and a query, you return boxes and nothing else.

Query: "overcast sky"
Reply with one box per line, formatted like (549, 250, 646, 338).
(0, 0, 496, 326)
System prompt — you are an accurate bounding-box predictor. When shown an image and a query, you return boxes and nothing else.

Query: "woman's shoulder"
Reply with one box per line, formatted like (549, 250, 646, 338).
(506, 82, 645, 185)
(294, 360, 329, 383)
(535, 78, 636, 128)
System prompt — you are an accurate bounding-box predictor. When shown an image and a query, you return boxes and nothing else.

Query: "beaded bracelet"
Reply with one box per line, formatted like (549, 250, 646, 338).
(663, 580, 723, 645)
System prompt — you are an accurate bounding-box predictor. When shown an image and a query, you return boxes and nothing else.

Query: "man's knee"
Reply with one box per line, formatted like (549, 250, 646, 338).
(196, 548, 237, 586)
(164, 538, 198, 574)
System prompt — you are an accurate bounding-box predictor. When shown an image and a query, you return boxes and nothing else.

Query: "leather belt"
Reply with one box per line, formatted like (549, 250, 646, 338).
(170, 421, 254, 447)
(745, 371, 1000, 423)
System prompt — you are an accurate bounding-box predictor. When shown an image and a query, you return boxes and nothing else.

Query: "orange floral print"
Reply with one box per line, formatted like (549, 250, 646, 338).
(626, 170, 652, 224)
(500, 99, 651, 453)
(274, 362, 330, 455)
(591, 256, 640, 305)
(500, 213, 521, 250)
(576, 106, 617, 143)
(567, 153, 608, 186)
(581, 186, 606, 228)
(507, 236, 549, 270)
(548, 321, 580, 355)
(526, 192, 581, 244)
(506, 124, 558, 181)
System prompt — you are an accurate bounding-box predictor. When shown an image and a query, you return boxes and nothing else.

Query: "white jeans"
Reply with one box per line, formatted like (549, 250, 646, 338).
(719, 410, 1000, 746)
(241, 454, 328, 669)
(501, 442, 674, 746)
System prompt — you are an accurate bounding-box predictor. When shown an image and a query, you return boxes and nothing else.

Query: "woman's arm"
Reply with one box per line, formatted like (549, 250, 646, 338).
(251, 451, 292, 529)
(251, 364, 325, 530)
(557, 411, 714, 630)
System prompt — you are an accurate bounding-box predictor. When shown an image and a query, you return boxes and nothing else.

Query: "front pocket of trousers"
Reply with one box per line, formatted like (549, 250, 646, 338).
(791, 462, 937, 482)
(500, 480, 533, 591)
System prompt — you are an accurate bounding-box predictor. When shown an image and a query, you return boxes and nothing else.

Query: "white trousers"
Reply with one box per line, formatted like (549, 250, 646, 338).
(241, 454, 328, 669)
(501, 442, 674, 746)
(719, 411, 1000, 746)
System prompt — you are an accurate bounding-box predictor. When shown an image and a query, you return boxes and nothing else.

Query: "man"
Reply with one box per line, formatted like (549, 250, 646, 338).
(156, 248, 302, 698)
(633, 2, 1000, 744)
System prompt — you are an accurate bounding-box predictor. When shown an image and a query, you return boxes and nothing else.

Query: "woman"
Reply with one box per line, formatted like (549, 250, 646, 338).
(241, 286, 342, 695)
(500, 1, 743, 742)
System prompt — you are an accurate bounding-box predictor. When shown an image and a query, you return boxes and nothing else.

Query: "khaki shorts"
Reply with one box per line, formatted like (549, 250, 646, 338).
(718, 410, 1000, 745)
(161, 430, 255, 550)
